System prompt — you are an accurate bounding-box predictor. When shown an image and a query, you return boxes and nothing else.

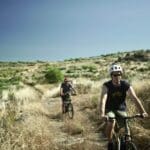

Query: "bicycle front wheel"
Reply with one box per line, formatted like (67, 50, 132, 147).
(68, 103, 74, 119)
(125, 142, 137, 150)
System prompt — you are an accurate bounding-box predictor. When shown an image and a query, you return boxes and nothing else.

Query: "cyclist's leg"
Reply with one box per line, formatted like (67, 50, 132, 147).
(106, 111, 116, 141)
(106, 111, 116, 150)
(61, 96, 65, 113)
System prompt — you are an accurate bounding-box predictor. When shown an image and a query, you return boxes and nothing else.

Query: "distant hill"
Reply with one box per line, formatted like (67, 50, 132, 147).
(0, 49, 149, 90)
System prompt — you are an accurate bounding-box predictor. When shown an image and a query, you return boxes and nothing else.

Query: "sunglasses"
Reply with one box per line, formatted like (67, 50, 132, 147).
(112, 74, 122, 77)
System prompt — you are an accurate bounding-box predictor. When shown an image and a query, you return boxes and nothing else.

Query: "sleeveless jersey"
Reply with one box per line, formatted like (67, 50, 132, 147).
(104, 80, 130, 111)
(61, 82, 72, 94)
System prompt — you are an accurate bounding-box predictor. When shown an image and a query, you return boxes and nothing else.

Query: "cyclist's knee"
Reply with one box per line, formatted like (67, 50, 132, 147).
(107, 119, 116, 127)
(116, 110, 127, 118)
(105, 111, 116, 125)
(106, 111, 115, 119)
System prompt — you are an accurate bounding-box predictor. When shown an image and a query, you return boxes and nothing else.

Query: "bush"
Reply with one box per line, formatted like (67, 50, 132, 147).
(45, 67, 63, 83)
(81, 65, 97, 72)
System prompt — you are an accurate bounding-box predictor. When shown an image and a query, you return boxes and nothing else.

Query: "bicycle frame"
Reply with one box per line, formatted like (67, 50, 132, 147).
(63, 101, 72, 111)
(63, 101, 74, 119)
(110, 114, 143, 150)
(62, 92, 75, 119)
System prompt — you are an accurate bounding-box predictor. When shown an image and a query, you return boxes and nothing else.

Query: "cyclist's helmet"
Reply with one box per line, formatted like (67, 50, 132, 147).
(109, 64, 123, 75)
(64, 77, 69, 82)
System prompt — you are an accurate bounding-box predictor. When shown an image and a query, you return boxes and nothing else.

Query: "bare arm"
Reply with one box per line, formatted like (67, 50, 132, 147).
(70, 84, 77, 95)
(127, 86, 148, 116)
(99, 85, 108, 117)
(71, 87, 76, 94)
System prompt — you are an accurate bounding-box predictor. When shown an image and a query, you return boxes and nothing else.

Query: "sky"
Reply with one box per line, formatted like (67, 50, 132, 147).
(0, 0, 150, 61)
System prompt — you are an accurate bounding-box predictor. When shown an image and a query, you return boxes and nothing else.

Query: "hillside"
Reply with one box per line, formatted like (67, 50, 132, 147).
(0, 49, 149, 150)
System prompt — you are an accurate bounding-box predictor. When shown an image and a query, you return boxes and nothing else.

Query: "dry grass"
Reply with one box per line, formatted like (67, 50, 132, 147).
(124, 79, 150, 148)
(0, 65, 149, 150)
(62, 120, 84, 135)
(127, 79, 150, 118)
(0, 86, 57, 150)
(62, 141, 105, 150)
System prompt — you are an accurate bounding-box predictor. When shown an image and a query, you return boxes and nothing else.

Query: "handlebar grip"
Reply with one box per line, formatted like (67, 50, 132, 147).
(135, 114, 144, 118)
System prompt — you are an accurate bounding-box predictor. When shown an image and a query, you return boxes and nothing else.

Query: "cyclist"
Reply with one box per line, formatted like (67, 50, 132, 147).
(99, 64, 148, 150)
(60, 77, 76, 113)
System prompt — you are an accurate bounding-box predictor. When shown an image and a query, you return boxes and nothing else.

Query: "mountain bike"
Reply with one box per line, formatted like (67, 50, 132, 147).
(109, 114, 143, 150)
(63, 92, 74, 119)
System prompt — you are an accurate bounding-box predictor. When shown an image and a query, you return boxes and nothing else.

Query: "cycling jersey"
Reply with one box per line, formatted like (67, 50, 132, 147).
(61, 82, 72, 94)
(104, 80, 130, 111)
(61, 82, 73, 101)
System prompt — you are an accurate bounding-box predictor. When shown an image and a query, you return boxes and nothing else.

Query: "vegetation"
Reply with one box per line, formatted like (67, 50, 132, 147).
(0, 49, 149, 150)
(45, 67, 64, 83)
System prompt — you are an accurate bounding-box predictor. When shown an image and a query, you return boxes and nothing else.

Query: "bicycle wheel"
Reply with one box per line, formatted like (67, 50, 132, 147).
(111, 135, 119, 150)
(119, 136, 127, 150)
(125, 142, 137, 150)
(63, 104, 68, 113)
(143, 144, 150, 150)
(68, 103, 74, 119)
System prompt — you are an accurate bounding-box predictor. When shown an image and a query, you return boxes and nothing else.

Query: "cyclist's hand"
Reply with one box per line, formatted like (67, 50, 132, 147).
(72, 90, 77, 95)
(141, 112, 148, 118)
(101, 115, 108, 121)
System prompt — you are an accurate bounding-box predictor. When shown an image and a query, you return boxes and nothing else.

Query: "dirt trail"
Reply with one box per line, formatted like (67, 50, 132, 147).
(41, 91, 107, 150)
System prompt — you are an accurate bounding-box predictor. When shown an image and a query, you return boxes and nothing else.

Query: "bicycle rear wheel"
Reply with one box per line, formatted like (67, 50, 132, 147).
(68, 103, 74, 119)
(125, 142, 137, 150)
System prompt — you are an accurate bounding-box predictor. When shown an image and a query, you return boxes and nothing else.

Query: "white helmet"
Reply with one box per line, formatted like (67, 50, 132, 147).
(109, 64, 123, 75)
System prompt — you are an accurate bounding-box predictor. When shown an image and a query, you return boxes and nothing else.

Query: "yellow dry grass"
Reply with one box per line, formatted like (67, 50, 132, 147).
(0, 73, 149, 150)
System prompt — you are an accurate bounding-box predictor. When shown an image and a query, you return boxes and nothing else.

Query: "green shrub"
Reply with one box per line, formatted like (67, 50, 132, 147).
(82, 65, 97, 72)
(66, 69, 75, 73)
(66, 73, 80, 78)
(45, 67, 63, 83)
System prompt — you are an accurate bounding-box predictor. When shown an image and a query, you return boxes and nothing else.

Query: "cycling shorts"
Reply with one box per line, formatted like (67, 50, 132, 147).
(106, 110, 127, 127)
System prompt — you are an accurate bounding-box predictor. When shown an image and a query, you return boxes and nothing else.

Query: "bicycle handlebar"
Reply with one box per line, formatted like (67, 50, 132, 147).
(108, 114, 144, 120)
(64, 91, 77, 96)
(123, 114, 144, 119)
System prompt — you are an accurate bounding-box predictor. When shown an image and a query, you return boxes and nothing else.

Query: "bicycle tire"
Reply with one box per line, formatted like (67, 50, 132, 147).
(68, 103, 74, 119)
(111, 134, 119, 150)
(120, 137, 126, 150)
(125, 142, 137, 150)
(64, 104, 68, 113)
(143, 144, 150, 150)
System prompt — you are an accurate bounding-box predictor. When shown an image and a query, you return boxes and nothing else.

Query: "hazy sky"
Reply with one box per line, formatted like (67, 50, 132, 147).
(0, 0, 150, 61)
